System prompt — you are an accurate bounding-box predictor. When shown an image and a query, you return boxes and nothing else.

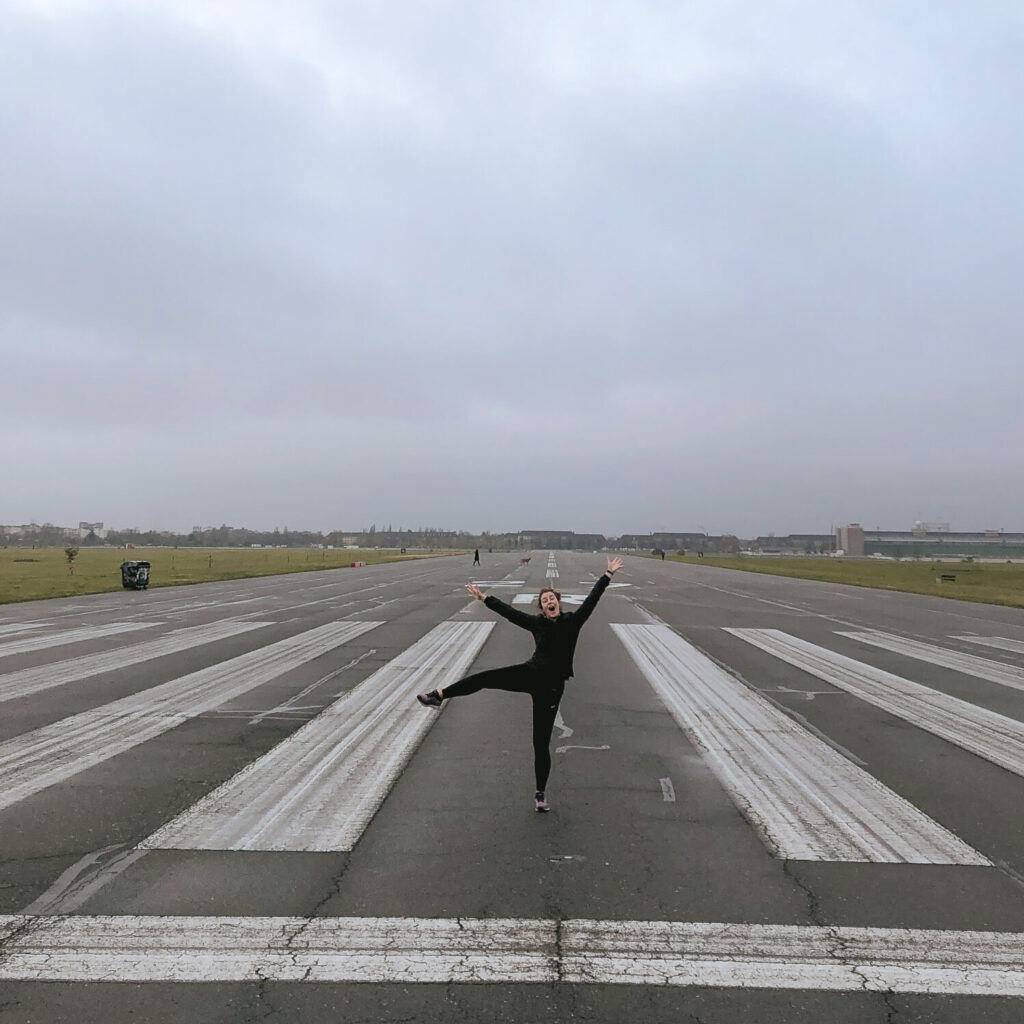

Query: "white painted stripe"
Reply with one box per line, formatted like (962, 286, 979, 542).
(0, 620, 275, 705)
(839, 631, 1024, 692)
(513, 593, 586, 606)
(0, 621, 382, 812)
(0, 622, 161, 658)
(0, 623, 48, 638)
(561, 919, 1024, 993)
(553, 709, 573, 739)
(142, 621, 494, 851)
(0, 915, 552, 984)
(1, 915, 1023, 994)
(659, 777, 676, 802)
(613, 624, 986, 864)
(728, 629, 1024, 780)
(954, 635, 1024, 655)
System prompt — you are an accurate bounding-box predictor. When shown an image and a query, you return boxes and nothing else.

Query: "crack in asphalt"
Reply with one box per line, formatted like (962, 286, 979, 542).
(554, 918, 564, 984)
(880, 988, 903, 1023)
(247, 963, 275, 1024)
(781, 860, 823, 925)
(244, 854, 353, 1021)
(829, 926, 903, 1021)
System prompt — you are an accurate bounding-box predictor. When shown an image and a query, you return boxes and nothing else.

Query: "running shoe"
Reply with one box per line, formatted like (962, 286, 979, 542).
(534, 791, 550, 813)
(416, 690, 442, 708)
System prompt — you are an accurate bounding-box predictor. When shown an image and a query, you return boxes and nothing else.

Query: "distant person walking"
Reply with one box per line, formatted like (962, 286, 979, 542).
(417, 556, 624, 812)
(473, 548, 481, 566)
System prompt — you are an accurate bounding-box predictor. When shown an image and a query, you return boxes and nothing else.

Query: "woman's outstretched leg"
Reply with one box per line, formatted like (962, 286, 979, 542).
(417, 663, 537, 707)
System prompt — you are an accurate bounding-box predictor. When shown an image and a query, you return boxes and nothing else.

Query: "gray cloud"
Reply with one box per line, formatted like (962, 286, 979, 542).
(3, 1, 1022, 535)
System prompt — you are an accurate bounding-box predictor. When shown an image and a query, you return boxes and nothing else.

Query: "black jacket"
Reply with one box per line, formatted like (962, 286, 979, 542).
(483, 572, 611, 680)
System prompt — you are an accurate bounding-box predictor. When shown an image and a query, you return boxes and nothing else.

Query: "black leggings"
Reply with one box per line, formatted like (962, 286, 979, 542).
(442, 663, 564, 791)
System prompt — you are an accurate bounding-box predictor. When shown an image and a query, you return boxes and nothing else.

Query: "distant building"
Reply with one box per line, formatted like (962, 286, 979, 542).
(517, 530, 586, 550)
(614, 533, 732, 554)
(836, 523, 866, 557)
(0, 522, 82, 542)
(863, 527, 1024, 558)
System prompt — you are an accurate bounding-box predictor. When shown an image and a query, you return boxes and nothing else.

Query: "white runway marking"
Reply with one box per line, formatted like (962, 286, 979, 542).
(553, 709, 573, 739)
(613, 624, 987, 864)
(513, 593, 586, 605)
(840, 631, 1024, 692)
(0, 620, 275, 705)
(24, 844, 149, 916)
(246, 648, 378, 725)
(0, 622, 161, 659)
(659, 777, 676, 801)
(0, 623, 48, 638)
(141, 621, 494, 851)
(954, 635, 1024, 655)
(1, 915, 1023, 994)
(0, 621, 382, 812)
(691, 581, 824, 618)
(729, 629, 1024, 781)
(555, 744, 610, 755)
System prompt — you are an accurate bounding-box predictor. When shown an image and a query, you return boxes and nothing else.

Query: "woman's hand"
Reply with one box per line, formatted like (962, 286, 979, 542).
(467, 582, 486, 601)
(606, 556, 624, 576)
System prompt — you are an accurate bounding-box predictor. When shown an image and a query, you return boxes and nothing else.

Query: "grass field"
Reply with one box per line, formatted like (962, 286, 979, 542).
(655, 553, 1024, 610)
(0, 547, 457, 605)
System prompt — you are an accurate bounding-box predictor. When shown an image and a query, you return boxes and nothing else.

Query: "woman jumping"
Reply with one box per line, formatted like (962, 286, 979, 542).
(416, 556, 624, 812)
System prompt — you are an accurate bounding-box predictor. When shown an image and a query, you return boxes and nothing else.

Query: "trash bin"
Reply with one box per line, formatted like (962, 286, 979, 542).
(120, 560, 151, 590)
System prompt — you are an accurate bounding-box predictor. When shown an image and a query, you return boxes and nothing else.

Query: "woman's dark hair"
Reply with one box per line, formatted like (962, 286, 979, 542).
(537, 586, 561, 611)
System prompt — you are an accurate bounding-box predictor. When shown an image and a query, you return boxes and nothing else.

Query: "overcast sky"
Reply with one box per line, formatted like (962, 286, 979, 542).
(3, 1, 1022, 537)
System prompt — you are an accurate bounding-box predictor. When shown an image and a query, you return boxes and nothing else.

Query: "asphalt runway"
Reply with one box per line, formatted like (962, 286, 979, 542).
(1, 552, 1023, 1023)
